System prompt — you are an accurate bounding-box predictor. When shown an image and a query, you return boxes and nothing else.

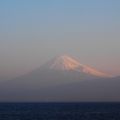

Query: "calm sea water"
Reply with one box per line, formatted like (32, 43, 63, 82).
(0, 103, 120, 120)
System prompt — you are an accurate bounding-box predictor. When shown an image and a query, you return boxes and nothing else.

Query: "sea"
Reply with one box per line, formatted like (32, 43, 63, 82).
(0, 102, 120, 120)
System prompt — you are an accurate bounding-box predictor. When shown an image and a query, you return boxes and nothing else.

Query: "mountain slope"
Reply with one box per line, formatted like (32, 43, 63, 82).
(0, 76, 120, 102)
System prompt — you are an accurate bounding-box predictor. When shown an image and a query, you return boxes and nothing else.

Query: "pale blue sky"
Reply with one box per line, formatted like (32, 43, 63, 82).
(0, 0, 120, 79)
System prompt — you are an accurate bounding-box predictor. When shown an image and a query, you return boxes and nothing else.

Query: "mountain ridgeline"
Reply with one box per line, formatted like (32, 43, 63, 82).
(0, 55, 120, 102)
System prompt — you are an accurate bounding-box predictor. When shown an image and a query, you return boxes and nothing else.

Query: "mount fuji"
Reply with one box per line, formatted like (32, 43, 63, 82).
(0, 55, 120, 102)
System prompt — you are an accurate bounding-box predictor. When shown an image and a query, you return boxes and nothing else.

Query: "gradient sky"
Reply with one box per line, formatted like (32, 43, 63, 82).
(0, 0, 120, 80)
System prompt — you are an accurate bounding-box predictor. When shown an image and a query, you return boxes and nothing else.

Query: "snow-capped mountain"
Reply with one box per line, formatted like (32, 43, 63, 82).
(43, 55, 110, 78)
(0, 55, 116, 102)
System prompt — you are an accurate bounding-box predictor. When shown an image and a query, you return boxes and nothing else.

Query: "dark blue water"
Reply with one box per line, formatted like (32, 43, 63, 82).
(0, 103, 120, 120)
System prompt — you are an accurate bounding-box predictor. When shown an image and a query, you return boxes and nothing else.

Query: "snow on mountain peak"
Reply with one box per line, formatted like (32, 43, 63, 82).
(49, 55, 81, 70)
(45, 55, 111, 78)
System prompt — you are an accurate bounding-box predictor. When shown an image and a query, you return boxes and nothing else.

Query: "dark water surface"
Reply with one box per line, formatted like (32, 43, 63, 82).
(0, 102, 120, 120)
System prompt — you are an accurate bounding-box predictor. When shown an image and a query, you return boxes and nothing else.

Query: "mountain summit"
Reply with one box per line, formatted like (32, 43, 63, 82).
(47, 55, 80, 70)
(44, 55, 110, 78)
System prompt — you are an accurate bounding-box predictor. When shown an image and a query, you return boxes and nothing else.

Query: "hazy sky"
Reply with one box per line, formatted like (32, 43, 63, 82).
(0, 0, 120, 80)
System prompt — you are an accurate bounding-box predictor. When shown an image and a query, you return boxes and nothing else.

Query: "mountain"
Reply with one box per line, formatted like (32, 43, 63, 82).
(3, 55, 109, 87)
(0, 55, 118, 102)
(0, 55, 108, 88)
